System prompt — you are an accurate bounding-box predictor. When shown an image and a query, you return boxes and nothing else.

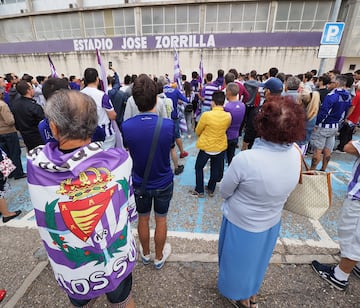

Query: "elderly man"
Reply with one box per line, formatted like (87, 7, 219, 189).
(27, 90, 137, 308)
(284, 76, 301, 101)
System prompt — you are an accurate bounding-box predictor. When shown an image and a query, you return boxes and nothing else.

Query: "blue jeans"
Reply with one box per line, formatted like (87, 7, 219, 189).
(134, 182, 173, 216)
(195, 150, 224, 193)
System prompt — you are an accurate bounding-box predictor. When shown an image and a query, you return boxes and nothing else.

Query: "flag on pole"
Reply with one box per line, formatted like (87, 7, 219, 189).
(198, 54, 204, 86)
(47, 54, 58, 78)
(174, 49, 182, 89)
(96, 48, 108, 94)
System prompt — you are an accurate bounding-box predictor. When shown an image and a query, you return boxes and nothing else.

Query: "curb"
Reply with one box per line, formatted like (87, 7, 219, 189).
(165, 253, 340, 264)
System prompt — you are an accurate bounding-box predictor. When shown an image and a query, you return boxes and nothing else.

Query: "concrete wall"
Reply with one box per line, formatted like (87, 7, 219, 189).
(0, 47, 336, 78)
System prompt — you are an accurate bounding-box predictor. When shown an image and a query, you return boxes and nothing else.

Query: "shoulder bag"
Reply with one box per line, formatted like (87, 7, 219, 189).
(284, 146, 332, 220)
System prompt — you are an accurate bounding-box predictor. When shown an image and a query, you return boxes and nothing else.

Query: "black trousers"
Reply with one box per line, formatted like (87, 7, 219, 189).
(0, 132, 24, 177)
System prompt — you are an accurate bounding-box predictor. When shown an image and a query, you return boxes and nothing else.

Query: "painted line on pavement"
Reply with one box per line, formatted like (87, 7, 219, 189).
(3, 260, 49, 308)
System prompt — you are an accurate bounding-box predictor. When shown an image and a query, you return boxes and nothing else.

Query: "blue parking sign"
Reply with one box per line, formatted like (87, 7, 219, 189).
(320, 22, 345, 45)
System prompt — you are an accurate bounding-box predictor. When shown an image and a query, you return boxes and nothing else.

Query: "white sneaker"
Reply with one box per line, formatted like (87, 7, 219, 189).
(154, 243, 171, 270)
(139, 245, 151, 265)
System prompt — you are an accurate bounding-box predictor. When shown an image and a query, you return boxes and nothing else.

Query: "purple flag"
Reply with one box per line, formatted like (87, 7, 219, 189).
(198, 55, 204, 86)
(47, 54, 58, 78)
(174, 49, 182, 89)
(96, 48, 108, 94)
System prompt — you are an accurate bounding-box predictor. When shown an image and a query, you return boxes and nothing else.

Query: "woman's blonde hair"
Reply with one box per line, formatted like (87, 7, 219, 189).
(296, 88, 320, 120)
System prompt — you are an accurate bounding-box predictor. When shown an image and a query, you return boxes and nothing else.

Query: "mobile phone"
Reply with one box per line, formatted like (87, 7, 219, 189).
(108, 61, 112, 69)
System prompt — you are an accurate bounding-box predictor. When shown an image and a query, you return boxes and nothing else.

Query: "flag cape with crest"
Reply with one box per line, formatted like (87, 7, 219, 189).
(27, 142, 137, 300)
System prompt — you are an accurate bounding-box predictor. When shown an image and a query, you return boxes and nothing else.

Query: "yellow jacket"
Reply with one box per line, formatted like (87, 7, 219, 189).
(196, 106, 231, 152)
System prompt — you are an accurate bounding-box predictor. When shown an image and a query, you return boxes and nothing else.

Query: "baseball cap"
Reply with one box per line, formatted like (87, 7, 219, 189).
(260, 77, 283, 94)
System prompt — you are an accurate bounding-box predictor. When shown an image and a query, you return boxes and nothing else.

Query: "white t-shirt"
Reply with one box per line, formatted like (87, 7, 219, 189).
(81, 86, 114, 137)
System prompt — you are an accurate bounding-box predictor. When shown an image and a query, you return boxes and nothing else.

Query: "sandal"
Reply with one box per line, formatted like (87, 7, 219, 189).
(226, 297, 250, 308)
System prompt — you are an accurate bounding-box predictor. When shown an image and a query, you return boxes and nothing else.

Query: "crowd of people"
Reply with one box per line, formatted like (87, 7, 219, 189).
(0, 65, 360, 307)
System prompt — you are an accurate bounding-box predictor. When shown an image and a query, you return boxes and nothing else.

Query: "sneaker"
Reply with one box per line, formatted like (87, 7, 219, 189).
(180, 151, 188, 158)
(311, 260, 349, 291)
(189, 189, 205, 198)
(154, 243, 171, 270)
(174, 165, 184, 175)
(139, 245, 151, 265)
(352, 266, 360, 279)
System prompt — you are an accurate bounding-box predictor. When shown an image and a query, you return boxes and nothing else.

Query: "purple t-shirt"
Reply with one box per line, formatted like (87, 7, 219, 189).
(122, 113, 175, 189)
(224, 100, 246, 140)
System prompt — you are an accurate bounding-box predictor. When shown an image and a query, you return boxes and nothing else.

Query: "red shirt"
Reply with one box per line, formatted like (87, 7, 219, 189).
(348, 91, 360, 124)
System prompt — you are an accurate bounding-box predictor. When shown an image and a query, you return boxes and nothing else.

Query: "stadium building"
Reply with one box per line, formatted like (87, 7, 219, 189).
(0, 0, 359, 77)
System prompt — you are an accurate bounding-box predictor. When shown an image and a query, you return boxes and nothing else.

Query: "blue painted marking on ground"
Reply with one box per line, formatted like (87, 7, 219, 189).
(6, 136, 359, 245)
(179, 156, 196, 186)
(194, 197, 205, 233)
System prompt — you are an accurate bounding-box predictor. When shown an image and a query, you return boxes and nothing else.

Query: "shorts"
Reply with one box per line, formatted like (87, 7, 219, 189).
(134, 182, 173, 217)
(310, 126, 338, 151)
(68, 273, 132, 307)
(172, 119, 181, 139)
(338, 198, 360, 261)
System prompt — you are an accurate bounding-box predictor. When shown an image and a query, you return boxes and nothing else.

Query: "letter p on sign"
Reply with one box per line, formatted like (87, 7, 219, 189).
(321, 22, 345, 45)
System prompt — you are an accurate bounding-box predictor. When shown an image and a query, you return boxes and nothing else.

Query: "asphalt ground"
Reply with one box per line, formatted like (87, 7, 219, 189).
(1, 134, 360, 307)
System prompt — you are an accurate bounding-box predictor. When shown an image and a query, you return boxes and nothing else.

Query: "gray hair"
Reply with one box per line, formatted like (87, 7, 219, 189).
(44, 90, 98, 141)
(286, 76, 301, 90)
(157, 76, 169, 87)
(336, 74, 348, 87)
(226, 82, 239, 96)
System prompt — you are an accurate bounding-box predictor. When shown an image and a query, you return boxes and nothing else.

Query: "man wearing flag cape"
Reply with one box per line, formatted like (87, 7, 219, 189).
(27, 90, 137, 308)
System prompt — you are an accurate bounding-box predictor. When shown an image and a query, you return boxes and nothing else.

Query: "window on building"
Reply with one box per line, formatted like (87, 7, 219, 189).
(1, 18, 33, 42)
(83, 11, 106, 37)
(205, 2, 269, 33)
(113, 8, 136, 36)
(2, 0, 26, 3)
(141, 5, 199, 35)
(275, 1, 333, 31)
(33, 13, 81, 40)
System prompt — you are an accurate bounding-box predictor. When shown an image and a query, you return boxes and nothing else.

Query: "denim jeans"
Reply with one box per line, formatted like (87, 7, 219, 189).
(195, 150, 224, 193)
(134, 182, 173, 216)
